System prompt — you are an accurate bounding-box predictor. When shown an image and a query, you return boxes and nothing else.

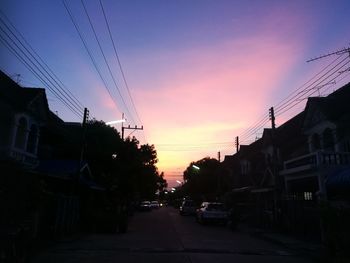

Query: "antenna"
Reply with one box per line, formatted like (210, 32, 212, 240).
(10, 73, 21, 84)
(307, 46, 350, 63)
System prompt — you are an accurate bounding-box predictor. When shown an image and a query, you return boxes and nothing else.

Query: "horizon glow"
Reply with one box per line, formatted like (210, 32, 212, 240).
(1, 0, 350, 188)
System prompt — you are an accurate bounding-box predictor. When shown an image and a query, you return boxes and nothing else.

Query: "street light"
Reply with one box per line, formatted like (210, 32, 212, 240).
(176, 180, 183, 185)
(106, 119, 126, 125)
(192, 165, 200, 170)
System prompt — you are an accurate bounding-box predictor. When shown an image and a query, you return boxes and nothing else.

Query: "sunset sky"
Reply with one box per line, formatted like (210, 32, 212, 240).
(1, 0, 350, 187)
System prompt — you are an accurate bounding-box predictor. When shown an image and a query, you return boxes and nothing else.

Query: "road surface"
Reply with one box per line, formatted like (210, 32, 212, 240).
(31, 206, 312, 263)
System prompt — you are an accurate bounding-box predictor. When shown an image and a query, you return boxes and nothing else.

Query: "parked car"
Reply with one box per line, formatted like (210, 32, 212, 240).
(196, 202, 228, 225)
(150, 200, 160, 209)
(139, 201, 151, 211)
(179, 200, 197, 215)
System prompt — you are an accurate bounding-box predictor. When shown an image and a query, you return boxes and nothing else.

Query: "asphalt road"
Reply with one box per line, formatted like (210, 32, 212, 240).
(31, 206, 313, 263)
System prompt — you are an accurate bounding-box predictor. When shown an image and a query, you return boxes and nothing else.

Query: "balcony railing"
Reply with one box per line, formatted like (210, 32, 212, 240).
(281, 151, 350, 175)
(9, 148, 38, 166)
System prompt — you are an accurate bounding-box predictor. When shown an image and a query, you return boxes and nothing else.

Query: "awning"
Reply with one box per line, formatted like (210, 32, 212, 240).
(326, 167, 350, 190)
(251, 187, 274, 193)
(231, 186, 252, 193)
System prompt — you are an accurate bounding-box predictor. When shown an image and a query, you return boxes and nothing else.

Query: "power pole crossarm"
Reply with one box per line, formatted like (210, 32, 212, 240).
(122, 125, 143, 140)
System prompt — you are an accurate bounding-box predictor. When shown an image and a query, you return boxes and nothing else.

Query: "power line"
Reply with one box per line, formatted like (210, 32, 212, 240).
(237, 51, 349, 145)
(0, 20, 83, 118)
(275, 56, 349, 117)
(62, 0, 121, 116)
(274, 54, 345, 111)
(80, 0, 135, 125)
(0, 13, 84, 117)
(99, 0, 143, 125)
(0, 10, 85, 110)
(0, 33, 83, 119)
(275, 54, 349, 114)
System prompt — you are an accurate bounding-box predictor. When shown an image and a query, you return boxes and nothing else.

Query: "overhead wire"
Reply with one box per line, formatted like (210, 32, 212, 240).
(80, 0, 136, 125)
(274, 54, 344, 110)
(0, 33, 83, 119)
(275, 55, 349, 118)
(274, 54, 349, 115)
(0, 10, 85, 111)
(0, 10, 84, 114)
(0, 17, 84, 118)
(237, 51, 350, 145)
(99, 0, 143, 125)
(62, 0, 121, 116)
(0, 14, 84, 117)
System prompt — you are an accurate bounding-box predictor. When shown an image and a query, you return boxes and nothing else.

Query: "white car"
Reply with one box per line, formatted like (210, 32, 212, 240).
(179, 200, 197, 215)
(139, 201, 151, 211)
(150, 201, 160, 209)
(196, 202, 228, 224)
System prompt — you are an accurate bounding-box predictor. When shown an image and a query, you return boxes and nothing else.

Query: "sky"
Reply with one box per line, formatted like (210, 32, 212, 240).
(1, 0, 350, 187)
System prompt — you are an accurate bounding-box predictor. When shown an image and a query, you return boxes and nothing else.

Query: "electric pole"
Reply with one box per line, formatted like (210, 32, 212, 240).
(235, 136, 239, 153)
(80, 107, 89, 163)
(269, 106, 280, 225)
(218, 151, 221, 162)
(269, 107, 276, 130)
(122, 125, 143, 140)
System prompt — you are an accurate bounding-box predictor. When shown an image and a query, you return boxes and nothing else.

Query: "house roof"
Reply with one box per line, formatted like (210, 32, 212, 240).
(36, 160, 88, 179)
(36, 159, 105, 190)
(0, 70, 50, 120)
(304, 82, 350, 126)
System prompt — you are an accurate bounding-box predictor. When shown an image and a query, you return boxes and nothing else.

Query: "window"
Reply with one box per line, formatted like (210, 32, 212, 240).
(323, 128, 334, 151)
(304, 192, 313, 201)
(14, 117, 27, 149)
(27, 124, 38, 153)
(241, 161, 250, 175)
(311, 133, 321, 151)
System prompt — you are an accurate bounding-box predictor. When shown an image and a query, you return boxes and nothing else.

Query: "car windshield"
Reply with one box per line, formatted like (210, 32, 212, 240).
(207, 203, 225, 211)
(183, 200, 195, 206)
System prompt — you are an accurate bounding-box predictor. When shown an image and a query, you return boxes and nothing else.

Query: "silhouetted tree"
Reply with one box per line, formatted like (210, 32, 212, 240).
(182, 157, 229, 200)
(83, 120, 165, 200)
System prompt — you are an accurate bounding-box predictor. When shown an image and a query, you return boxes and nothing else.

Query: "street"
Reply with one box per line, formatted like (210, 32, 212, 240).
(31, 206, 313, 263)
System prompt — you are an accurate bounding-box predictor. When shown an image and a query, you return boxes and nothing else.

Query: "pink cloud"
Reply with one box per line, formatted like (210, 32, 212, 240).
(130, 32, 308, 182)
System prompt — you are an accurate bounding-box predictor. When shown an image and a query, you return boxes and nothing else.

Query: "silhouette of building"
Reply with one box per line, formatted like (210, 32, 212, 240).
(0, 70, 49, 167)
(223, 82, 350, 236)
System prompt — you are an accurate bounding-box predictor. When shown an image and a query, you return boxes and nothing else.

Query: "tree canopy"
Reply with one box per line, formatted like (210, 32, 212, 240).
(85, 120, 167, 200)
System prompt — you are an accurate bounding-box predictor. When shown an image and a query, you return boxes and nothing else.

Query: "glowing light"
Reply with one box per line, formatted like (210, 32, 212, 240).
(192, 165, 200, 170)
(106, 119, 126, 125)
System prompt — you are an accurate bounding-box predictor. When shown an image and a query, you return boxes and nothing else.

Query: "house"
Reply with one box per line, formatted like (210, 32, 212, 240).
(280, 83, 350, 201)
(0, 70, 104, 241)
(222, 83, 350, 235)
(0, 70, 49, 167)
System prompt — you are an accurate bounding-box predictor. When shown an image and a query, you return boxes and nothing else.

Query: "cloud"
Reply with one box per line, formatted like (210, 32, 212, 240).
(131, 33, 306, 182)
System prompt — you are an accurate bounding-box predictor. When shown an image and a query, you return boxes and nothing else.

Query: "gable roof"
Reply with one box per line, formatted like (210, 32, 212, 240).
(0, 70, 50, 121)
(36, 160, 89, 179)
(303, 82, 350, 129)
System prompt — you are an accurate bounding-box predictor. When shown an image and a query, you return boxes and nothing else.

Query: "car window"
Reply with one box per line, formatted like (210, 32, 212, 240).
(207, 203, 224, 211)
(184, 201, 195, 206)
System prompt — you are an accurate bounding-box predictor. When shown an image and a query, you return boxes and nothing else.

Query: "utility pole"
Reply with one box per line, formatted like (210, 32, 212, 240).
(218, 151, 221, 162)
(122, 124, 143, 140)
(269, 107, 276, 130)
(80, 107, 89, 163)
(235, 136, 239, 153)
(269, 107, 280, 226)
